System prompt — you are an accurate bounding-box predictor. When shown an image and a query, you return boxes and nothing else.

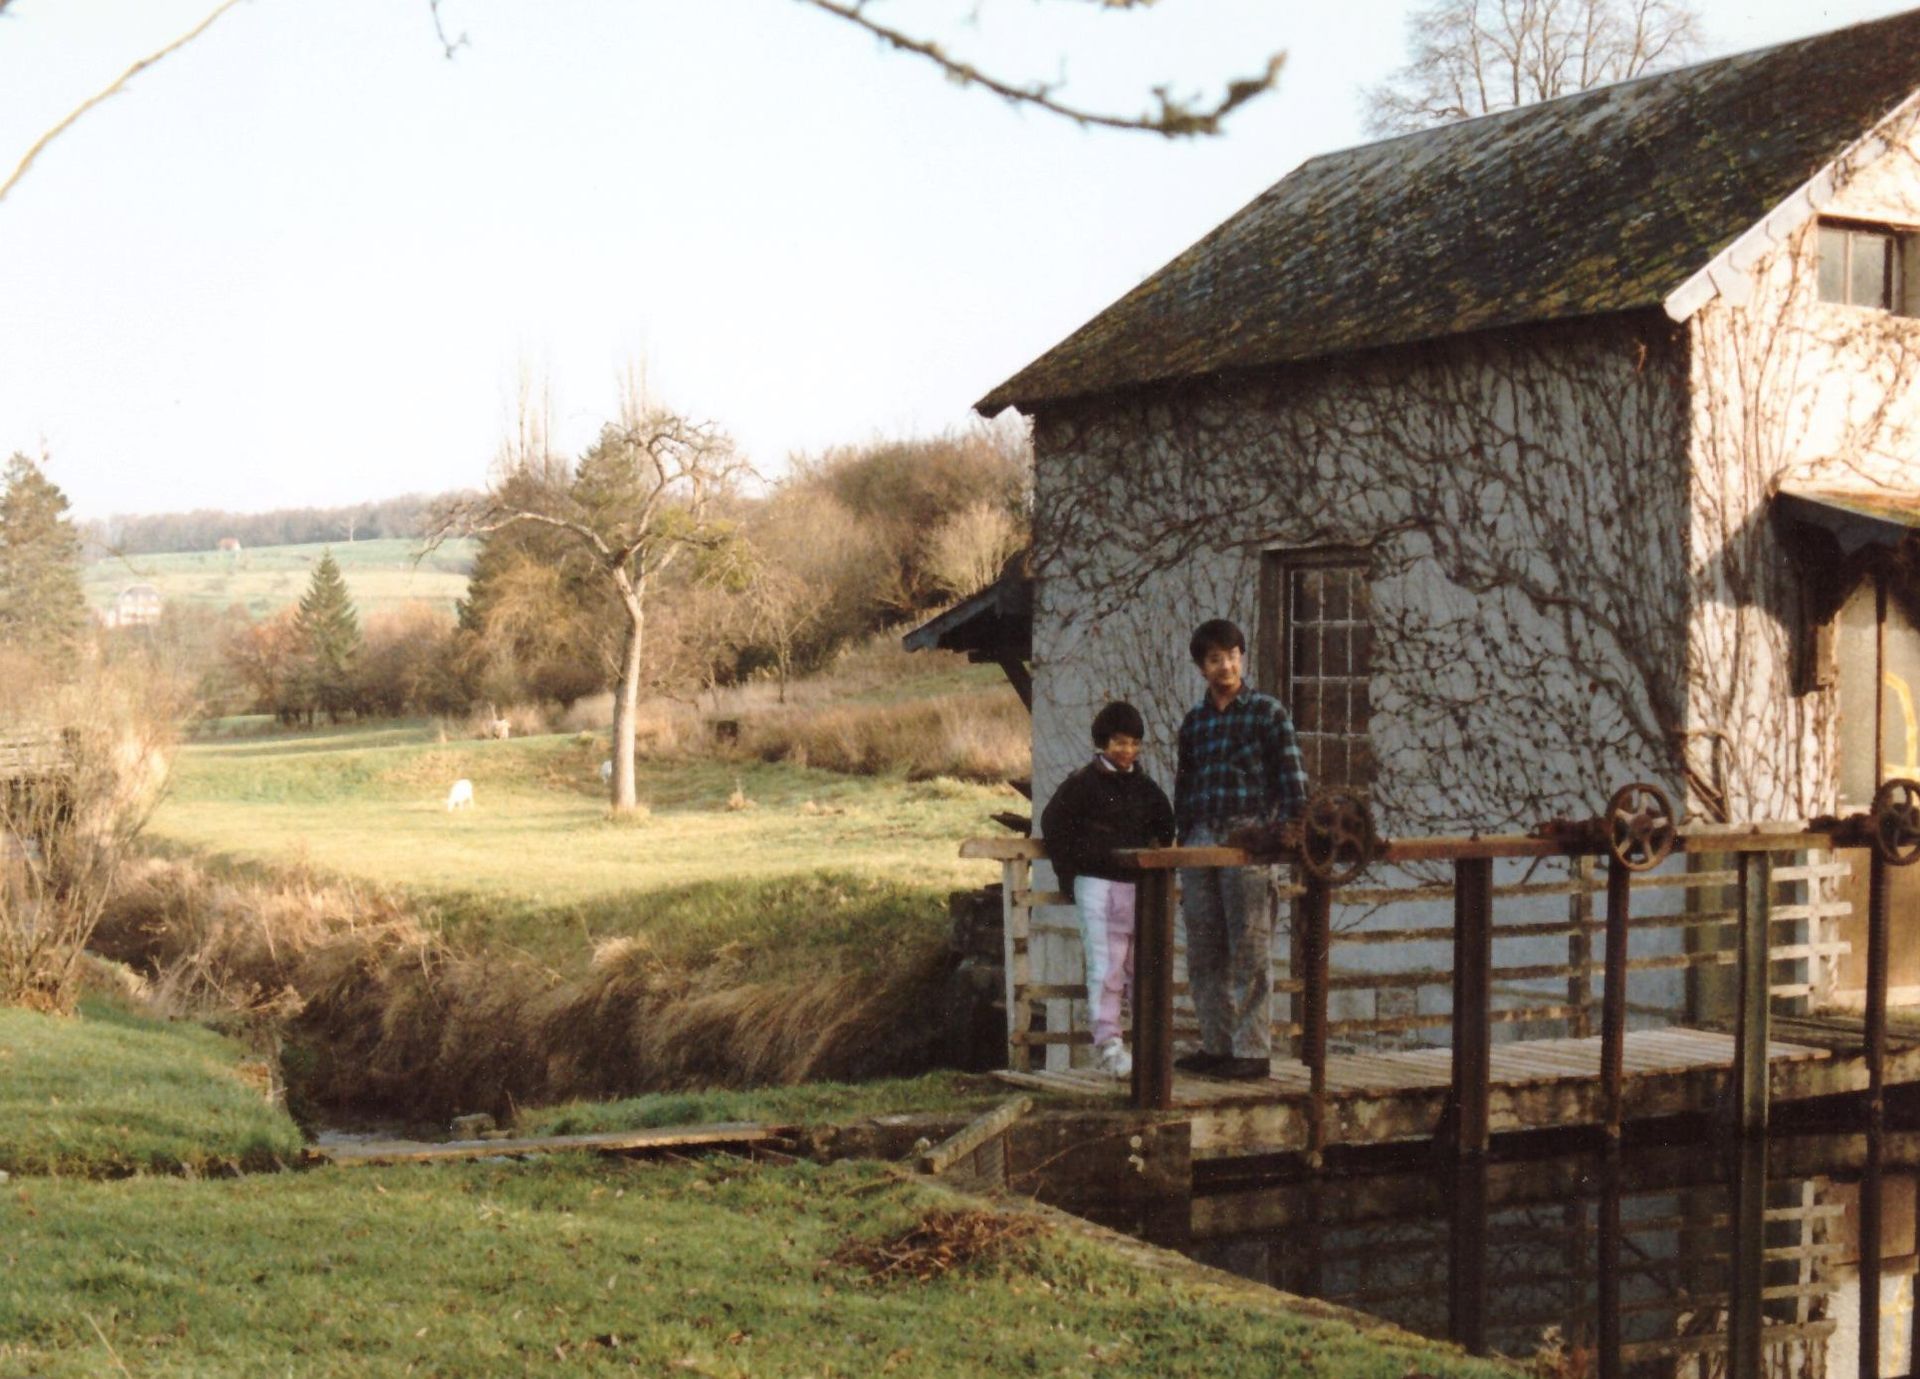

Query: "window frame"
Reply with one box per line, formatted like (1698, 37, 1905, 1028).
(1258, 545, 1377, 792)
(1815, 217, 1916, 313)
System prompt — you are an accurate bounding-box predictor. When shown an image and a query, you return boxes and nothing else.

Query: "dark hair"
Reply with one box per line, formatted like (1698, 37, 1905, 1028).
(1090, 700, 1145, 746)
(1188, 619, 1246, 667)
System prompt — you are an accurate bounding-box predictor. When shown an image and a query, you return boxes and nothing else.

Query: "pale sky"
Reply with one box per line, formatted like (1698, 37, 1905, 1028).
(0, 0, 1911, 521)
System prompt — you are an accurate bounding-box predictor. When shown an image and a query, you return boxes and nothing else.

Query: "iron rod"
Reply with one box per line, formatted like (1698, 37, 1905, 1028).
(1568, 855, 1595, 1039)
(1867, 850, 1891, 1127)
(1601, 860, 1632, 1138)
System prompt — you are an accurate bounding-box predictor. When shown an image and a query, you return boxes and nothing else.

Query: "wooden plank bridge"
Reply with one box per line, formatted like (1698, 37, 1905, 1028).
(964, 789, 1920, 1164)
(1000, 1020, 1918, 1161)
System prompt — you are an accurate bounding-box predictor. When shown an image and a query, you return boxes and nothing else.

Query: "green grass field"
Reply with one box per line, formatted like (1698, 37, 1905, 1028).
(86, 537, 476, 619)
(147, 720, 1010, 970)
(0, 1000, 302, 1176)
(1, 1014, 1512, 1379)
(1, 1155, 1512, 1379)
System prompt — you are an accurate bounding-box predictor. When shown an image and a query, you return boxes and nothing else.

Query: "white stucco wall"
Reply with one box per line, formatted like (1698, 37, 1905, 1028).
(1028, 314, 1694, 838)
(1021, 319, 1701, 1055)
(1685, 103, 1920, 821)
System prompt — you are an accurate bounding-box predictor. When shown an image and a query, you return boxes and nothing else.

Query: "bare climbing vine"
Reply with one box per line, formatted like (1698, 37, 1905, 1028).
(1026, 111, 1920, 836)
(1032, 314, 1690, 837)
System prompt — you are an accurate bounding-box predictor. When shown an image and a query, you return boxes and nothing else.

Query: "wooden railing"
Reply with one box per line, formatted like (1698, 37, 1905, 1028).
(963, 804, 1912, 1147)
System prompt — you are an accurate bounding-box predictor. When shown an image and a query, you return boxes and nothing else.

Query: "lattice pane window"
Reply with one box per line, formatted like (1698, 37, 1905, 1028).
(1286, 562, 1374, 789)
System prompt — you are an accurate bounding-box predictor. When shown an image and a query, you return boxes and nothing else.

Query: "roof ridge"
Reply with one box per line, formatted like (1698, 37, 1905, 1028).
(979, 4, 1920, 414)
(1299, 5, 1920, 171)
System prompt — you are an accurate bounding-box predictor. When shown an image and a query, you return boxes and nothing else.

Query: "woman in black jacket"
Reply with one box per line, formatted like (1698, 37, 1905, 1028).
(1038, 701, 1175, 1078)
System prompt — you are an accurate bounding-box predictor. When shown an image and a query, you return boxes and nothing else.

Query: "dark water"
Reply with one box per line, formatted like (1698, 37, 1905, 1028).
(1085, 1120, 1920, 1377)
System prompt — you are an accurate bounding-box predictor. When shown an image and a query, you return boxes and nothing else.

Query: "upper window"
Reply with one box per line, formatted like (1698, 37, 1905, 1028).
(1259, 549, 1375, 791)
(1818, 221, 1907, 311)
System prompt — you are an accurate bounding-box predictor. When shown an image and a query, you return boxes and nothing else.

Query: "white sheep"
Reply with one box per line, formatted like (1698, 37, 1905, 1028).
(445, 778, 474, 811)
(490, 718, 511, 740)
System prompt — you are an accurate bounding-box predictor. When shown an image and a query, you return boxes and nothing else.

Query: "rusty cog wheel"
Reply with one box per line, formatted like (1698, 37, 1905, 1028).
(1606, 782, 1676, 872)
(1870, 778, 1920, 866)
(1300, 789, 1376, 886)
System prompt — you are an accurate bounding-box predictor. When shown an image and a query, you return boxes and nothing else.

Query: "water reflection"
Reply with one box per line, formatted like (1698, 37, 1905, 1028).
(1097, 1132, 1920, 1378)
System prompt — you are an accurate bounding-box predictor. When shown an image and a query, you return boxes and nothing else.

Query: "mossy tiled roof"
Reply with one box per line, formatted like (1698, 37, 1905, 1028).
(978, 8, 1920, 413)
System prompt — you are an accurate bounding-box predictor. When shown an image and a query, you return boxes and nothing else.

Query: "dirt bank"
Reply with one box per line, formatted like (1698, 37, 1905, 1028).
(91, 856, 951, 1123)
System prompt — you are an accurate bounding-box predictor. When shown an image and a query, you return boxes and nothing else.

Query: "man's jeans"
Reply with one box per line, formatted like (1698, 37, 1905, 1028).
(1179, 821, 1275, 1058)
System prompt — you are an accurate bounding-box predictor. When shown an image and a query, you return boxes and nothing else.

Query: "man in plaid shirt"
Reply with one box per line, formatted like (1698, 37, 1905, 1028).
(1174, 618, 1309, 1080)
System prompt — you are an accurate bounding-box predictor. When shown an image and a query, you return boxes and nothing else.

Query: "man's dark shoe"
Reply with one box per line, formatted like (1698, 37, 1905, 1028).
(1212, 1056, 1272, 1081)
(1173, 1050, 1227, 1074)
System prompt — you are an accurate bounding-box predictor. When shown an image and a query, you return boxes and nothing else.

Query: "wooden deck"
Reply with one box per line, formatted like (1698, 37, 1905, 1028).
(998, 1022, 1920, 1161)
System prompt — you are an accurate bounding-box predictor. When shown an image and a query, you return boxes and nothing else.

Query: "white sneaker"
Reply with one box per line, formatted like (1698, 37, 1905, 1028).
(1095, 1038, 1132, 1078)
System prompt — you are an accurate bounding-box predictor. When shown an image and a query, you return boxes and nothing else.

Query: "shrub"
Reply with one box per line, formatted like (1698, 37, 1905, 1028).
(0, 653, 180, 1011)
(354, 602, 457, 718)
(736, 689, 1029, 781)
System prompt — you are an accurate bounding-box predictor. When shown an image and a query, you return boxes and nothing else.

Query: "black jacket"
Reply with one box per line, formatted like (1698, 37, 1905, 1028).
(1039, 758, 1176, 890)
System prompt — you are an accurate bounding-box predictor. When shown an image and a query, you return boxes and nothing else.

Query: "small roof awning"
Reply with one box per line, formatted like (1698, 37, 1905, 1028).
(1775, 484, 1920, 558)
(901, 552, 1032, 664)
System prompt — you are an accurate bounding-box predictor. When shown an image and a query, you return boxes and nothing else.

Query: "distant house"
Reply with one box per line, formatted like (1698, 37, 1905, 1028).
(106, 583, 162, 629)
(978, 9, 1920, 1009)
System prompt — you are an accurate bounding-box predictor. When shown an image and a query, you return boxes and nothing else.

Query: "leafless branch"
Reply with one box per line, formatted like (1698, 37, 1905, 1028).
(0, 0, 247, 208)
(1362, 0, 1699, 136)
(427, 0, 469, 60)
(794, 0, 1283, 136)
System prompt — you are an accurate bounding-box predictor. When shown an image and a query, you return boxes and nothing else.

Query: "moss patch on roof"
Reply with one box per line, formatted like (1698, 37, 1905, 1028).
(981, 8, 1920, 412)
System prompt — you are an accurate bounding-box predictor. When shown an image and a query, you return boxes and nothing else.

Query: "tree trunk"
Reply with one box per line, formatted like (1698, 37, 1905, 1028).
(609, 570, 645, 813)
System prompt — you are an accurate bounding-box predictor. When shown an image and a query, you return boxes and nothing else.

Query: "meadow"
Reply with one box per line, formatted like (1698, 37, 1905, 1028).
(11, 645, 1523, 1376)
(147, 717, 1013, 972)
(85, 536, 476, 619)
(96, 660, 1028, 1115)
(3, 1002, 1515, 1379)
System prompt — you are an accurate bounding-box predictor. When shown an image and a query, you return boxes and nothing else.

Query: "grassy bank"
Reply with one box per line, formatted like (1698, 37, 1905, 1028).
(0, 1001, 302, 1177)
(2, 1155, 1512, 1379)
(518, 1072, 1028, 1138)
(101, 717, 1020, 1117)
(147, 723, 1006, 970)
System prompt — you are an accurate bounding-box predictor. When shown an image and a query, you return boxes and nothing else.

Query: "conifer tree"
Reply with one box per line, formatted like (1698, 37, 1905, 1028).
(0, 453, 87, 656)
(294, 548, 361, 722)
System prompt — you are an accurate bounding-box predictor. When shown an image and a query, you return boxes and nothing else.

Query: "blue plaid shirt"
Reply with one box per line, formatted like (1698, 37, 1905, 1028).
(1174, 686, 1309, 839)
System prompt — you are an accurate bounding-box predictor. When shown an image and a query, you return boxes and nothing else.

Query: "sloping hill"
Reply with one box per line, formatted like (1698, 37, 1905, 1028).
(86, 537, 476, 619)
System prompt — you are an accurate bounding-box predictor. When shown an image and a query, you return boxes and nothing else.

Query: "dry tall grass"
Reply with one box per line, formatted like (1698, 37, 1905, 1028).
(544, 639, 1031, 782)
(0, 655, 178, 1012)
(93, 855, 951, 1121)
(736, 691, 1029, 781)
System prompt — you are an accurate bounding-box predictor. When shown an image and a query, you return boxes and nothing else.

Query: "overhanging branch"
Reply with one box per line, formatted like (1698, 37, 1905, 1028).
(0, 0, 247, 207)
(794, 0, 1282, 136)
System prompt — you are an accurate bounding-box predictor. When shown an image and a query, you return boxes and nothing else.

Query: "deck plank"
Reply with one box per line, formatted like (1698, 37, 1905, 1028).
(996, 1023, 1840, 1160)
(314, 1122, 780, 1166)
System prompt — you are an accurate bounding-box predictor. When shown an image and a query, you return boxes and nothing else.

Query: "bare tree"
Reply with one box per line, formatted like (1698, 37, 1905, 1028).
(435, 404, 746, 813)
(1363, 0, 1700, 136)
(924, 497, 1025, 601)
(731, 487, 885, 701)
